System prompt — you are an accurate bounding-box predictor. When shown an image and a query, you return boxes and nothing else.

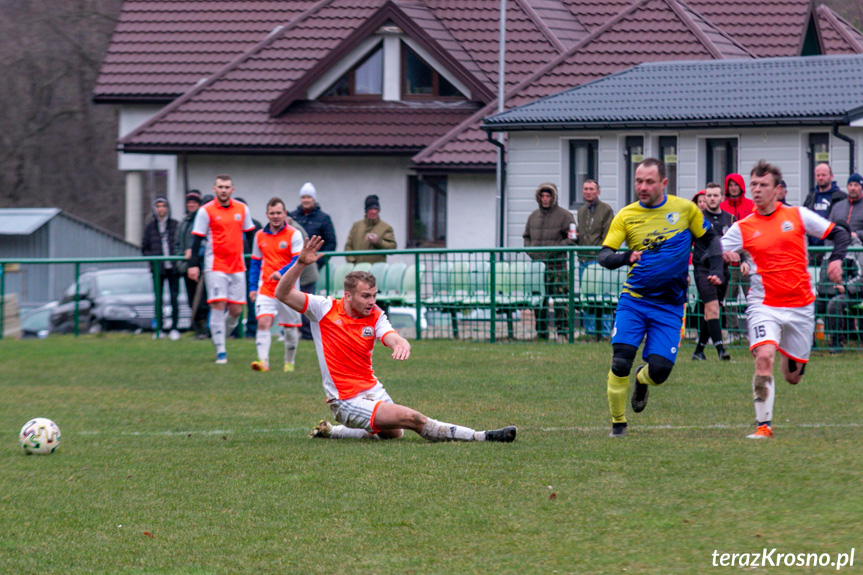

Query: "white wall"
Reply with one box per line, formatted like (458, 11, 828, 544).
(447, 173, 496, 249)
(506, 126, 863, 247)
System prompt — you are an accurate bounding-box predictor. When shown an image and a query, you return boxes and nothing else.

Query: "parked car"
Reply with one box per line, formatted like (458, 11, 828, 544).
(50, 268, 192, 334)
(19, 302, 58, 339)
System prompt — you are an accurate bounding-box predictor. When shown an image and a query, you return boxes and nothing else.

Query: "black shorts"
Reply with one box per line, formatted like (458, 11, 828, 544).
(694, 269, 728, 304)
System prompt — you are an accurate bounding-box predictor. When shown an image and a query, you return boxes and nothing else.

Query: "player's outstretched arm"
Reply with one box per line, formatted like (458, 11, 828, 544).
(383, 332, 411, 361)
(274, 235, 324, 312)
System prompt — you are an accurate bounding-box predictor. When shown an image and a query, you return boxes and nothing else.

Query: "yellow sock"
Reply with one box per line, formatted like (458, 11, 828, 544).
(637, 365, 659, 386)
(607, 370, 629, 424)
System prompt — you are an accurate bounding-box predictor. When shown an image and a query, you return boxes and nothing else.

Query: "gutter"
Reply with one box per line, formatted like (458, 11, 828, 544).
(832, 124, 856, 174)
(487, 131, 506, 248)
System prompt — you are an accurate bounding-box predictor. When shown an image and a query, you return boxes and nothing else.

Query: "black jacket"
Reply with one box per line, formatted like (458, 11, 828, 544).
(142, 212, 179, 274)
(290, 203, 337, 266)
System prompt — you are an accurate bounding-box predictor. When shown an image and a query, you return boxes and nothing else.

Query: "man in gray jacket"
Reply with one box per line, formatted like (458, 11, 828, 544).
(523, 182, 576, 339)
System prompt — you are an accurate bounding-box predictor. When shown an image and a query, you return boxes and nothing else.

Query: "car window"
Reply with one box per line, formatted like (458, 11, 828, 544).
(62, 276, 92, 301)
(95, 272, 152, 296)
(21, 307, 52, 332)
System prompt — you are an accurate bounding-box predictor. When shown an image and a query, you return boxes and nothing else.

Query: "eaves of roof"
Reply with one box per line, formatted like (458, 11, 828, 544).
(482, 115, 852, 132)
(120, 144, 424, 156)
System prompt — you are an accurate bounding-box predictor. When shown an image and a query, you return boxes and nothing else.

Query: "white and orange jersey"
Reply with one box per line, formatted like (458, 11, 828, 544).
(301, 294, 397, 401)
(721, 203, 834, 308)
(191, 199, 255, 273)
(251, 225, 303, 297)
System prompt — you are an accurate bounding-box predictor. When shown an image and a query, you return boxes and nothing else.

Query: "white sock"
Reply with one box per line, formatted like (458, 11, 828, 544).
(256, 328, 271, 364)
(420, 418, 478, 442)
(283, 327, 299, 366)
(330, 425, 374, 439)
(225, 312, 240, 336)
(210, 308, 227, 354)
(753, 376, 775, 424)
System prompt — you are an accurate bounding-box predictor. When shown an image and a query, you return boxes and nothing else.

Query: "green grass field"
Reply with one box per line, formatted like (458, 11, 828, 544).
(1, 335, 861, 574)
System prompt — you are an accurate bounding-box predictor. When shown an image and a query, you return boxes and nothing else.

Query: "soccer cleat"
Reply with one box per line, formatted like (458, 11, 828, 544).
(309, 420, 333, 438)
(609, 422, 627, 438)
(719, 350, 732, 361)
(251, 361, 269, 372)
(631, 365, 649, 413)
(484, 426, 517, 442)
(747, 424, 773, 439)
(215, 352, 228, 364)
(283, 363, 295, 373)
(169, 329, 181, 341)
(691, 350, 707, 361)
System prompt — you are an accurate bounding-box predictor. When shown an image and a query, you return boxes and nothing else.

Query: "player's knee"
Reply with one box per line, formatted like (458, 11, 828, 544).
(647, 355, 674, 384)
(610, 344, 637, 377)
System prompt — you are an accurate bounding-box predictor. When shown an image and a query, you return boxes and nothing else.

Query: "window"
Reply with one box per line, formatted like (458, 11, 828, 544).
(624, 136, 644, 204)
(568, 140, 598, 209)
(408, 175, 447, 247)
(402, 46, 460, 98)
(808, 133, 830, 193)
(659, 136, 678, 196)
(706, 138, 738, 187)
(323, 45, 383, 98)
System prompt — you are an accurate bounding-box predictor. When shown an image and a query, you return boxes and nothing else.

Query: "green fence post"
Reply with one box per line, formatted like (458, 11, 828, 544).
(0, 264, 5, 340)
(73, 262, 80, 337)
(415, 252, 422, 340)
(489, 252, 497, 343)
(153, 259, 163, 337)
(568, 249, 576, 344)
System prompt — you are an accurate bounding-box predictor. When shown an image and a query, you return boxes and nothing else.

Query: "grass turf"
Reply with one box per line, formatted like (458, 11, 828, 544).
(1, 334, 860, 574)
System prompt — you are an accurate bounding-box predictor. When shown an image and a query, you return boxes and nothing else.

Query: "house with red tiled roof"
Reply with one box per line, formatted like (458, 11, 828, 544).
(96, 0, 863, 249)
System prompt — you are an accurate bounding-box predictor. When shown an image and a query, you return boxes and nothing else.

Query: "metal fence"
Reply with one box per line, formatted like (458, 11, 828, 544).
(3, 247, 862, 352)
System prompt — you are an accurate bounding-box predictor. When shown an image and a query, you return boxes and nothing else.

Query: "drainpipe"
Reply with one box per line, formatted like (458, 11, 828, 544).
(488, 131, 506, 248)
(833, 124, 855, 174)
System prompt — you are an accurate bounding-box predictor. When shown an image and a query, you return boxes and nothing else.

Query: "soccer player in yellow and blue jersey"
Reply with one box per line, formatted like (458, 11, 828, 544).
(598, 158, 724, 437)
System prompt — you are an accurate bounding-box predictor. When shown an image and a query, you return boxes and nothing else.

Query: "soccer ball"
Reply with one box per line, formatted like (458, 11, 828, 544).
(19, 418, 61, 455)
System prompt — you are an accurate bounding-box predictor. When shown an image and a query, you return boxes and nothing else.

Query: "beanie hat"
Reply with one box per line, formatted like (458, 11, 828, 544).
(185, 189, 202, 203)
(299, 182, 317, 199)
(365, 194, 380, 211)
(848, 173, 863, 186)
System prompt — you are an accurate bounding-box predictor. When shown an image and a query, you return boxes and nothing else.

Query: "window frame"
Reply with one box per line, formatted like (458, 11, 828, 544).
(319, 45, 384, 101)
(658, 135, 678, 197)
(808, 132, 830, 193)
(407, 175, 447, 248)
(568, 139, 599, 209)
(624, 135, 645, 204)
(401, 44, 463, 101)
(705, 137, 739, 188)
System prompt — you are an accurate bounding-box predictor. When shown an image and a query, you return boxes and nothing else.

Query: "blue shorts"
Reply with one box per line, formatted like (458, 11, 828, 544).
(612, 294, 685, 363)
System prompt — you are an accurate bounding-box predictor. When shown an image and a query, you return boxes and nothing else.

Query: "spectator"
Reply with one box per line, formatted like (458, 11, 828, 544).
(523, 182, 576, 340)
(344, 194, 396, 264)
(290, 182, 336, 339)
(576, 179, 614, 338)
(827, 174, 863, 240)
(141, 196, 181, 340)
(805, 163, 847, 261)
(776, 179, 790, 205)
(719, 174, 753, 341)
(692, 190, 707, 211)
(816, 251, 863, 354)
(176, 190, 209, 339)
(692, 183, 732, 361)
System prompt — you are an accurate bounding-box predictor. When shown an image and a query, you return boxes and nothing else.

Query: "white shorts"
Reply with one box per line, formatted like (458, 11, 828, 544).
(205, 271, 246, 304)
(255, 294, 301, 327)
(746, 302, 815, 363)
(328, 383, 394, 433)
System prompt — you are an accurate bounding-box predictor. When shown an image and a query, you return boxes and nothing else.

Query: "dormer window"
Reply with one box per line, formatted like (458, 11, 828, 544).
(323, 45, 383, 98)
(403, 46, 460, 98)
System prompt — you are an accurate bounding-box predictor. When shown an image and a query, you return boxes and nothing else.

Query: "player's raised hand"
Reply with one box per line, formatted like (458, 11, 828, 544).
(298, 235, 325, 266)
(827, 259, 843, 284)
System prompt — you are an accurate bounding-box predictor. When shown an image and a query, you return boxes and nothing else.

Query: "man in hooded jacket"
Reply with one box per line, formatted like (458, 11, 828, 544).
(718, 174, 753, 341)
(523, 182, 576, 339)
(142, 196, 181, 340)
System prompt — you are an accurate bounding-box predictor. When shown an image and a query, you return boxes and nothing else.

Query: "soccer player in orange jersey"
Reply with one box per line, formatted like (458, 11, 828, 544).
(721, 160, 849, 439)
(274, 236, 517, 443)
(248, 198, 304, 373)
(188, 175, 256, 363)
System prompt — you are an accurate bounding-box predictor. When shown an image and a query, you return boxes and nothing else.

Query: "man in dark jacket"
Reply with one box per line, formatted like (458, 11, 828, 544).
(142, 196, 181, 339)
(523, 182, 576, 339)
(290, 182, 337, 339)
(719, 173, 753, 340)
(805, 163, 847, 259)
(576, 180, 614, 338)
(175, 190, 209, 338)
(828, 173, 863, 239)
